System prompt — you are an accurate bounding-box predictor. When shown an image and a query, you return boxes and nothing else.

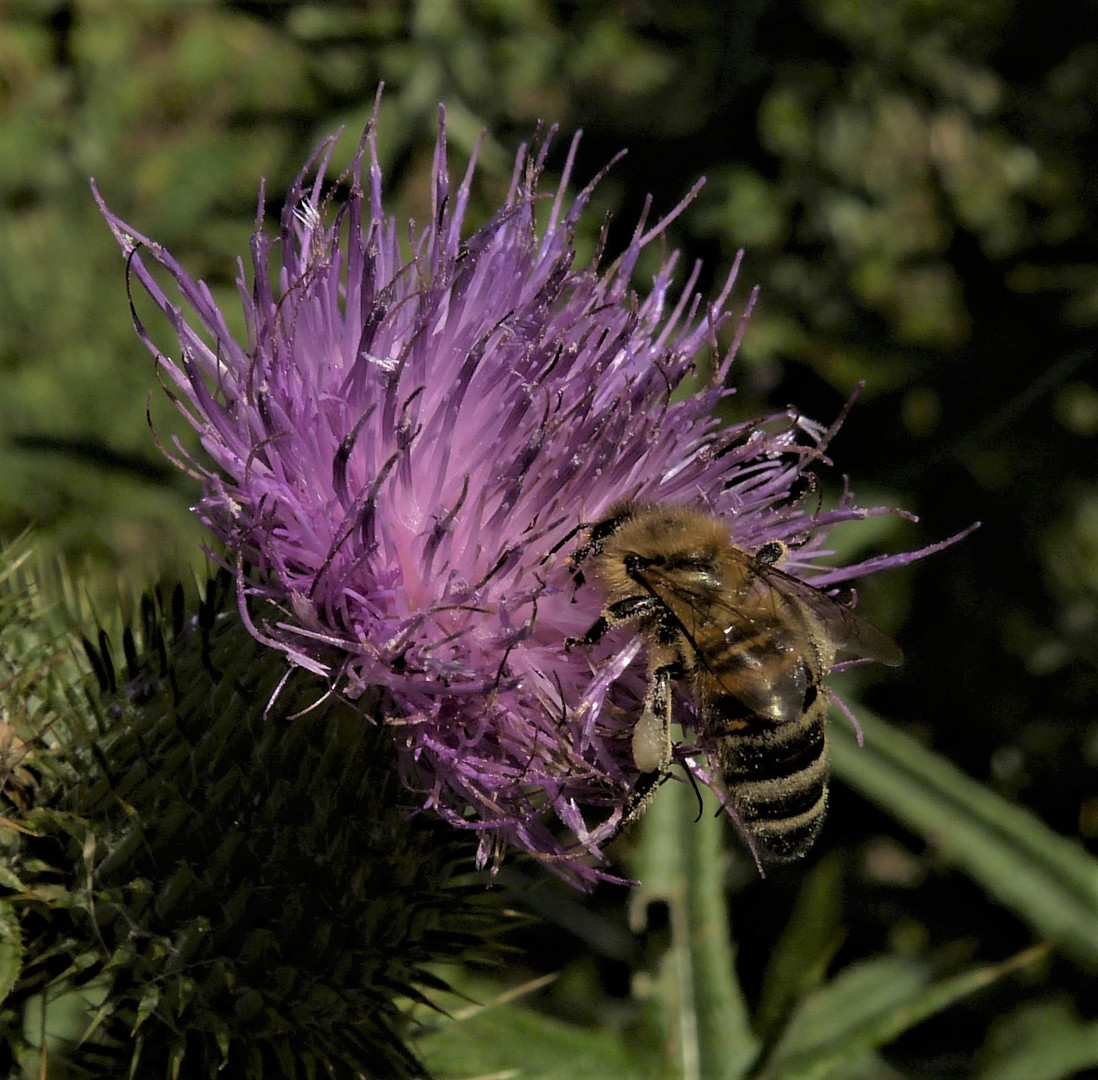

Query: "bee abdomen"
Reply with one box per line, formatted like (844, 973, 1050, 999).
(714, 705, 825, 778)
(715, 703, 829, 862)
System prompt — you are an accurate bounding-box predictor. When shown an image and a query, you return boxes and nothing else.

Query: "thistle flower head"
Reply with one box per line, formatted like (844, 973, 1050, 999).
(95, 99, 958, 883)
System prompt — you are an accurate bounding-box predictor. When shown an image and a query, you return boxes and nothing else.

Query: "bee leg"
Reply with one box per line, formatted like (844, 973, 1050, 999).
(558, 505, 636, 584)
(632, 661, 677, 774)
(755, 539, 787, 566)
(570, 505, 635, 567)
(620, 769, 666, 828)
(612, 661, 680, 835)
(540, 519, 592, 566)
(599, 662, 682, 847)
(566, 595, 664, 649)
(565, 615, 610, 650)
(595, 769, 667, 850)
(605, 594, 664, 623)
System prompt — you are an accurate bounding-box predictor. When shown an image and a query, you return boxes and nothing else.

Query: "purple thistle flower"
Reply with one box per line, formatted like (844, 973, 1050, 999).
(94, 99, 969, 884)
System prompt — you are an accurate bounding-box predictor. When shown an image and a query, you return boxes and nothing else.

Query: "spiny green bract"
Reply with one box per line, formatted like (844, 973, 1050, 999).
(0, 555, 504, 1079)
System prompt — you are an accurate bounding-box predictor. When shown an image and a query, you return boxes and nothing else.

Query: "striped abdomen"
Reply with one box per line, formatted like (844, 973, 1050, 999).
(709, 692, 830, 862)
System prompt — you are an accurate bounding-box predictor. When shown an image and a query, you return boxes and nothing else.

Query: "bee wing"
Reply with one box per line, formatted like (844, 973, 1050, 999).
(744, 558, 904, 668)
(628, 560, 819, 723)
(635, 551, 902, 669)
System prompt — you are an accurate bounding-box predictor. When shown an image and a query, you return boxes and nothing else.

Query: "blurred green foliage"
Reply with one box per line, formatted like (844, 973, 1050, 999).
(2, 1, 1095, 1077)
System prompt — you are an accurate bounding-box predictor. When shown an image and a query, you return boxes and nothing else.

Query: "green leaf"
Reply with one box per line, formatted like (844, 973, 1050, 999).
(417, 975, 657, 1080)
(759, 946, 1045, 1080)
(975, 998, 1098, 1080)
(0, 863, 27, 891)
(831, 701, 1098, 964)
(131, 983, 160, 1035)
(628, 777, 759, 1080)
(753, 854, 845, 1050)
(757, 953, 927, 1080)
(0, 899, 24, 1006)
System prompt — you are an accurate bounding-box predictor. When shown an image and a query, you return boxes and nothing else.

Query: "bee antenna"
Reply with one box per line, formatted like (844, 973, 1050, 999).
(684, 763, 705, 823)
(540, 519, 591, 567)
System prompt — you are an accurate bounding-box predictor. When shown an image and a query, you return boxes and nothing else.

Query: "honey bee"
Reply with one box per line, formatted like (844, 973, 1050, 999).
(567, 501, 902, 863)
